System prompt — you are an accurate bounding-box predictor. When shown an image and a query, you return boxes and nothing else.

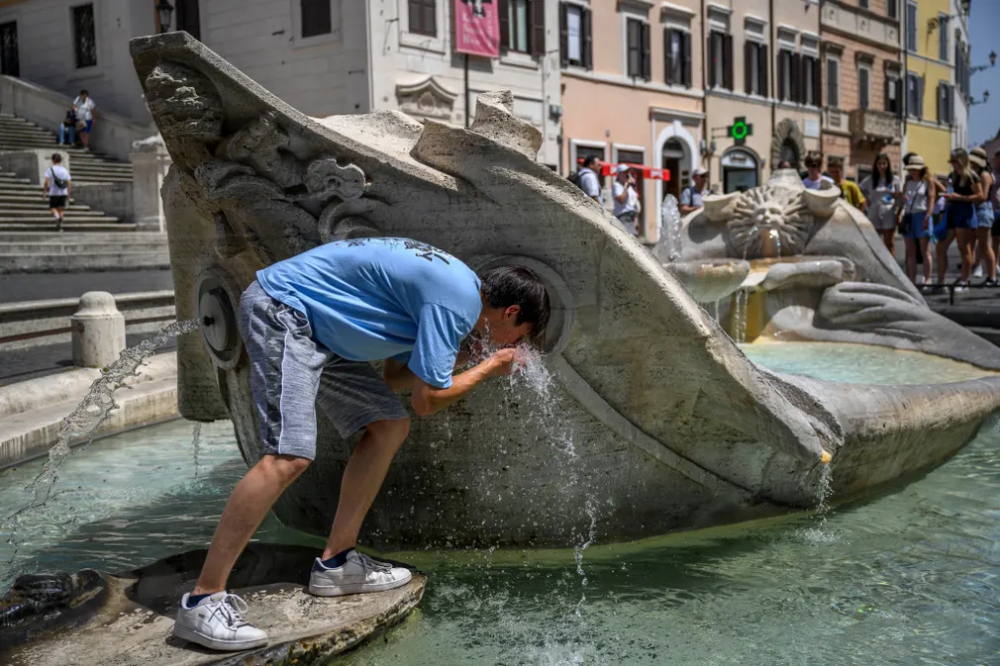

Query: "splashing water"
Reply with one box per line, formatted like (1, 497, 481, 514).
(732, 288, 749, 345)
(769, 228, 782, 258)
(657, 194, 683, 263)
(192, 422, 203, 479)
(3, 319, 201, 560)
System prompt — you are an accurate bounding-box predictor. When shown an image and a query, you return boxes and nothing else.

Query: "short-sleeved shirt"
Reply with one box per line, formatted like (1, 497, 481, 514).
(802, 175, 834, 190)
(578, 168, 602, 203)
(73, 96, 95, 121)
(837, 179, 865, 209)
(679, 186, 704, 209)
(612, 181, 637, 216)
(44, 165, 70, 196)
(949, 170, 980, 197)
(256, 237, 482, 389)
(860, 174, 902, 228)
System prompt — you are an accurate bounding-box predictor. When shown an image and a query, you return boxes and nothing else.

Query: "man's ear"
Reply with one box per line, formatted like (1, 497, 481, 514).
(504, 304, 521, 321)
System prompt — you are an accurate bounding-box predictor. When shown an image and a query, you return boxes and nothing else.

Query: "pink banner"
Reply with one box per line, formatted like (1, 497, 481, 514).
(454, 0, 500, 58)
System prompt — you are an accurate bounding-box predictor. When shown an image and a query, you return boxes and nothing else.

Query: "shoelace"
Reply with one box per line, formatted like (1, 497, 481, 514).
(207, 593, 251, 629)
(356, 552, 393, 574)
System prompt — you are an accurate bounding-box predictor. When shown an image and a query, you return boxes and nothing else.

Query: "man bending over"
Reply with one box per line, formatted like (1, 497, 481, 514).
(174, 237, 550, 651)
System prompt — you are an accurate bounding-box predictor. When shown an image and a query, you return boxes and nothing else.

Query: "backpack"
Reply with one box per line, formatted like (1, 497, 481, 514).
(50, 167, 67, 189)
(575, 168, 596, 194)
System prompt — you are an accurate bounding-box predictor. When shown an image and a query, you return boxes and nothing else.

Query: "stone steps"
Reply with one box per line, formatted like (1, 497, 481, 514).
(0, 250, 169, 271)
(2, 240, 166, 253)
(0, 222, 137, 233)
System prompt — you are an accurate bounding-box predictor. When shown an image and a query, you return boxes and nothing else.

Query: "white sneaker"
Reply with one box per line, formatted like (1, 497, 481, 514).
(309, 550, 412, 597)
(173, 592, 268, 652)
(915, 275, 926, 285)
(974, 265, 984, 278)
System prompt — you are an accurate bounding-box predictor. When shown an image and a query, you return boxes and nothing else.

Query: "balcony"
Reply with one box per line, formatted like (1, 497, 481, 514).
(848, 108, 901, 145)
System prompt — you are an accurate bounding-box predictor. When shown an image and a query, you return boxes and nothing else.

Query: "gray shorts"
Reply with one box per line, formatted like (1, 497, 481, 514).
(237, 281, 409, 460)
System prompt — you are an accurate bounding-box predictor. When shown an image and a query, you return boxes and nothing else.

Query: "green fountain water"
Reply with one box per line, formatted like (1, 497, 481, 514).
(2, 342, 998, 664)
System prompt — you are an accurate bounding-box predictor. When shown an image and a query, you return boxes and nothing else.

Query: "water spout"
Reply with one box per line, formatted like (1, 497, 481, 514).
(658, 194, 683, 262)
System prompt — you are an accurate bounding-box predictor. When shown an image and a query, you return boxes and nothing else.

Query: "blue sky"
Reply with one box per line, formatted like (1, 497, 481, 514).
(968, 0, 1000, 146)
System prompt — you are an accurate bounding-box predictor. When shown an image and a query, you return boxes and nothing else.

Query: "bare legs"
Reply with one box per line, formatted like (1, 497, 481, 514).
(191, 416, 412, 595)
(918, 237, 932, 284)
(880, 228, 896, 257)
(323, 417, 410, 559)
(957, 228, 976, 282)
(936, 230, 956, 285)
(976, 227, 996, 280)
(904, 236, 932, 284)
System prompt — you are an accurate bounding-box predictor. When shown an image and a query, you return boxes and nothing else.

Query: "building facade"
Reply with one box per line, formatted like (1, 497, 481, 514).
(900, 0, 961, 175)
(558, 0, 705, 240)
(820, 0, 903, 184)
(949, 0, 970, 153)
(0, 0, 563, 165)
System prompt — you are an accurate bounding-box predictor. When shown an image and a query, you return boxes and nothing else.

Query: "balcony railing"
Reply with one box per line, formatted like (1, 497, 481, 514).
(848, 108, 901, 144)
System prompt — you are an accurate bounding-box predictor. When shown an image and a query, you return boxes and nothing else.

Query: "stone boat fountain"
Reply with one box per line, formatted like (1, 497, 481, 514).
(131, 32, 1000, 551)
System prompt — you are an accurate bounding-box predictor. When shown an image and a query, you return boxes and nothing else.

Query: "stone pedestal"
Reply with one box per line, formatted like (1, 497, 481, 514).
(131, 134, 171, 232)
(71, 292, 126, 368)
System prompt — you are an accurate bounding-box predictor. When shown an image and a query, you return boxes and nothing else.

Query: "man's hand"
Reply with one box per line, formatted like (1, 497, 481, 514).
(486, 348, 522, 376)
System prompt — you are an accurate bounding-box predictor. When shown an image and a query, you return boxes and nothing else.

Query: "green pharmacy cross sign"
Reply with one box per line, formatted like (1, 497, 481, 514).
(727, 117, 753, 146)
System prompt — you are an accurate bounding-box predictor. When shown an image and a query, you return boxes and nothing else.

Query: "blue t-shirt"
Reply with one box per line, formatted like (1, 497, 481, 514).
(256, 237, 482, 388)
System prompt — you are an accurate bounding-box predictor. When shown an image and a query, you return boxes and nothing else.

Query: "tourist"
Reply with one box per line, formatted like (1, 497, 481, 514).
(42, 153, 70, 232)
(778, 160, 793, 170)
(577, 155, 602, 205)
(900, 155, 936, 286)
(969, 147, 997, 285)
(612, 164, 640, 236)
(859, 153, 902, 255)
(58, 108, 76, 146)
(991, 151, 1000, 277)
(679, 167, 708, 215)
(801, 152, 833, 190)
(942, 148, 983, 291)
(172, 238, 550, 652)
(72, 89, 96, 149)
(827, 156, 865, 211)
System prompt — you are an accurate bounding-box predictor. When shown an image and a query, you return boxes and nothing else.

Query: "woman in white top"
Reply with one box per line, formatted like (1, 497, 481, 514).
(899, 155, 936, 286)
(72, 89, 97, 149)
(859, 153, 902, 256)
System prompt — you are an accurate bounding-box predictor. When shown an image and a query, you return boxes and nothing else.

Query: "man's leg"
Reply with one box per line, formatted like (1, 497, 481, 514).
(322, 417, 410, 559)
(193, 454, 310, 595)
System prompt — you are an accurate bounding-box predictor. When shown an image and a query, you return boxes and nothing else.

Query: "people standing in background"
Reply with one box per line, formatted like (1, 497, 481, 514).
(942, 148, 983, 292)
(72, 89, 96, 149)
(679, 167, 708, 215)
(612, 165, 640, 236)
(577, 155, 602, 205)
(969, 147, 997, 285)
(899, 155, 936, 287)
(42, 153, 70, 232)
(859, 153, 902, 255)
(802, 152, 834, 190)
(827, 156, 866, 211)
(58, 108, 76, 146)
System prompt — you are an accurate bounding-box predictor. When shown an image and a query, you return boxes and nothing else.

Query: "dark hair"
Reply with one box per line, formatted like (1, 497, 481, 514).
(872, 153, 893, 188)
(80, 89, 89, 96)
(479, 265, 551, 340)
(804, 151, 823, 169)
(51, 153, 62, 163)
(581, 155, 597, 170)
(902, 152, 916, 166)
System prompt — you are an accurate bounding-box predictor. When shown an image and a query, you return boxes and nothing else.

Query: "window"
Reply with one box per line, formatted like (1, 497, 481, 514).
(886, 74, 903, 115)
(778, 49, 796, 101)
(938, 82, 954, 124)
(665, 28, 692, 87)
(301, 0, 331, 38)
(176, 0, 200, 40)
(745, 41, 767, 96)
(408, 0, 436, 37)
(938, 15, 949, 61)
(906, 1, 917, 52)
(560, 3, 593, 69)
(708, 31, 733, 90)
(887, 0, 898, 19)
(500, 0, 545, 56)
(859, 0, 869, 8)
(907, 72, 924, 119)
(858, 65, 870, 109)
(802, 54, 820, 106)
(826, 56, 840, 107)
(72, 4, 96, 69)
(0, 21, 18, 77)
(626, 18, 651, 80)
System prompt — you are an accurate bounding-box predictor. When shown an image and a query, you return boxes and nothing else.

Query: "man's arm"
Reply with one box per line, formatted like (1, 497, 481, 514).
(42, 175, 49, 198)
(410, 349, 517, 417)
(382, 358, 415, 390)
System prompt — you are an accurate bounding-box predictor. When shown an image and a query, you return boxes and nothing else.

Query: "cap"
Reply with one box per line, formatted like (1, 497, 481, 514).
(615, 164, 630, 174)
(904, 155, 926, 169)
(693, 167, 708, 176)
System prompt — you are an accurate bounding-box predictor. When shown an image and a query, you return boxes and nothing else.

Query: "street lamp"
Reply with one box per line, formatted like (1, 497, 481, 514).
(970, 90, 990, 105)
(970, 51, 997, 75)
(156, 0, 174, 34)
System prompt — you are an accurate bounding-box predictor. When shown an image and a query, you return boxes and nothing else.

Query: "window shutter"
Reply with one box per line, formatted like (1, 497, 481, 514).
(885, 76, 891, 113)
(813, 55, 821, 106)
(559, 3, 568, 67)
(777, 51, 786, 100)
(708, 34, 717, 88)
(682, 31, 692, 86)
(896, 78, 904, 116)
(498, 0, 510, 53)
(744, 41, 752, 94)
(791, 53, 801, 103)
(916, 76, 924, 119)
(641, 22, 651, 80)
(664, 28, 673, 84)
(582, 8, 592, 70)
(760, 44, 769, 98)
(722, 34, 733, 90)
(530, 0, 545, 57)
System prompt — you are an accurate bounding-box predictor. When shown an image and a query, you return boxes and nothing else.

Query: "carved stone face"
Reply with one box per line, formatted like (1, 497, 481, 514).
(726, 185, 813, 259)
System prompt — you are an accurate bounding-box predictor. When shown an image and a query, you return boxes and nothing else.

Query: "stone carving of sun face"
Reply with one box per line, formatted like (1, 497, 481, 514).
(726, 185, 813, 259)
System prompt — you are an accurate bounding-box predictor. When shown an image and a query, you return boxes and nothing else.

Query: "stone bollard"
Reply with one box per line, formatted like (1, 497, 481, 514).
(71, 292, 126, 368)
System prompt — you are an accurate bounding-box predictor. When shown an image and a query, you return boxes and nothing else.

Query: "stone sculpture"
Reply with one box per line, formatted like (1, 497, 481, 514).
(131, 33, 1000, 551)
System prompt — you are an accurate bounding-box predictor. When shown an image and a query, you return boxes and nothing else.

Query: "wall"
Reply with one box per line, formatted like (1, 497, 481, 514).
(368, 0, 561, 167)
(901, 0, 953, 174)
(907, 123, 953, 176)
(0, 0, 155, 124)
(950, 0, 969, 150)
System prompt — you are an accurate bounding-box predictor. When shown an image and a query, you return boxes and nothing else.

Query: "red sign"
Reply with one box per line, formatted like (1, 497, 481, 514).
(601, 163, 671, 181)
(454, 0, 500, 57)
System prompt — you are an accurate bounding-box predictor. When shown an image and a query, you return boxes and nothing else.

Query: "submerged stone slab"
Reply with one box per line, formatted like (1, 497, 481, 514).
(1, 544, 424, 666)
